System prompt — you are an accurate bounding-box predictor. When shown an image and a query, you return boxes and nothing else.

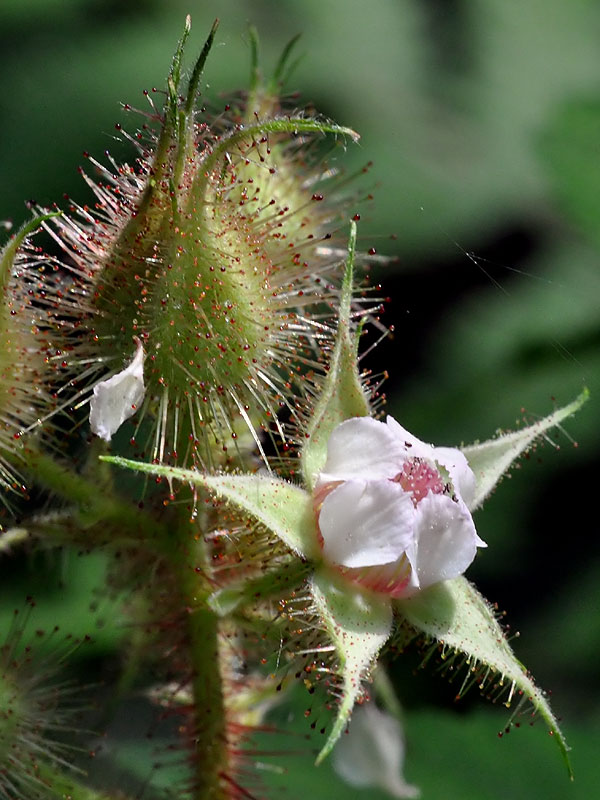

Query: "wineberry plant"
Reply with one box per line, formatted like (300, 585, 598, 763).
(0, 17, 588, 800)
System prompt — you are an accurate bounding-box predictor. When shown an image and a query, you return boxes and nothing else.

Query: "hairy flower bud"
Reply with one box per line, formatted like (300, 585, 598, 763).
(0, 219, 59, 508)
(0, 605, 89, 799)
(42, 22, 360, 467)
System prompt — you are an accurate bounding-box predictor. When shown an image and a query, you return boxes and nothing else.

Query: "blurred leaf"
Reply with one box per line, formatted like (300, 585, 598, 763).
(0, 549, 125, 656)
(250, 685, 598, 799)
(0, 0, 86, 21)
(525, 556, 600, 690)
(539, 99, 600, 248)
(393, 240, 599, 449)
(408, 709, 597, 800)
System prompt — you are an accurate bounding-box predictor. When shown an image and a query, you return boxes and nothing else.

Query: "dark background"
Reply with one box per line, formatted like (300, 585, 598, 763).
(1, 1, 599, 798)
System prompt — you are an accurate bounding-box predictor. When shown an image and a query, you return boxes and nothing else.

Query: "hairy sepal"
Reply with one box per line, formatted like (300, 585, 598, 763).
(102, 456, 318, 558)
(463, 389, 589, 510)
(311, 569, 393, 765)
(396, 577, 572, 778)
(301, 222, 371, 491)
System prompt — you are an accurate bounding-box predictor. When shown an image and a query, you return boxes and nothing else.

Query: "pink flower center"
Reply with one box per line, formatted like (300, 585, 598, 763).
(392, 458, 444, 506)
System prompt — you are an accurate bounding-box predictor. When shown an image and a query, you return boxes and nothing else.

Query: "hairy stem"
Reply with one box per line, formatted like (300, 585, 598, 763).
(21, 448, 167, 544)
(171, 519, 229, 800)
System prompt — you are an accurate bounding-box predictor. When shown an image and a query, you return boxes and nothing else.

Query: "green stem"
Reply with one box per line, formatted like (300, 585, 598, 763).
(22, 448, 167, 545)
(171, 526, 229, 800)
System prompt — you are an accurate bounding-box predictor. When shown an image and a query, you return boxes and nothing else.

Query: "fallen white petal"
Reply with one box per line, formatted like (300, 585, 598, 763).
(89, 341, 145, 442)
(333, 704, 420, 799)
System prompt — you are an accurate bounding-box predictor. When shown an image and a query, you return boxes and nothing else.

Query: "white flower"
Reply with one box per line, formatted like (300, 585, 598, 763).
(315, 416, 485, 596)
(89, 339, 145, 442)
(332, 703, 420, 799)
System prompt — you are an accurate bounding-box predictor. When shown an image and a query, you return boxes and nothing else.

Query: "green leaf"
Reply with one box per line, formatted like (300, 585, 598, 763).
(311, 568, 393, 765)
(396, 577, 572, 778)
(462, 389, 589, 510)
(301, 222, 371, 490)
(101, 456, 318, 559)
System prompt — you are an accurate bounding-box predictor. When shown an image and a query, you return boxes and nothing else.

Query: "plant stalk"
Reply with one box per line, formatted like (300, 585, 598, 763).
(172, 519, 229, 800)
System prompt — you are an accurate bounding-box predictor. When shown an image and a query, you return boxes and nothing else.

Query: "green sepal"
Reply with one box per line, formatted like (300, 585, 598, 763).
(301, 222, 371, 490)
(247, 27, 302, 106)
(165, 14, 192, 130)
(396, 577, 573, 778)
(127, 17, 219, 233)
(270, 32, 303, 92)
(173, 18, 219, 193)
(184, 18, 219, 117)
(247, 26, 261, 94)
(310, 568, 393, 765)
(201, 117, 359, 180)
(101, 457, 318, 559)
(462, 389, 589, 510)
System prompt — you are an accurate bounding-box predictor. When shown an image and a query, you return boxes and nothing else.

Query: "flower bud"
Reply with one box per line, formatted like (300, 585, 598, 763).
(0, 218, 59, 508)
(0, 605, 87, 798)
(44, 23, 359, 466)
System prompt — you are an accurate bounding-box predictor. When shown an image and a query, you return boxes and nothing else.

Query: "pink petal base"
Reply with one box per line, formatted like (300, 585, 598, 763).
(314, 483, 413, 598)
(337, 558, 413, 598)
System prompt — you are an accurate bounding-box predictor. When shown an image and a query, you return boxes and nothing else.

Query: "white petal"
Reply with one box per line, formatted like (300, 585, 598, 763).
(385, 415, 435, 461)
(319, 479, 416, 568)
(409, 493, 484, 592)
(432, 446, 476, 507)
(318, 417, 408, 483)
(333, 704, 420, 799)
(89, 341, 145, 442)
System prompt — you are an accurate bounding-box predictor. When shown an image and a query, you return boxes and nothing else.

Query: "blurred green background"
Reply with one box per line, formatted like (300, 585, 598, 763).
(1, 1, 599, 798)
